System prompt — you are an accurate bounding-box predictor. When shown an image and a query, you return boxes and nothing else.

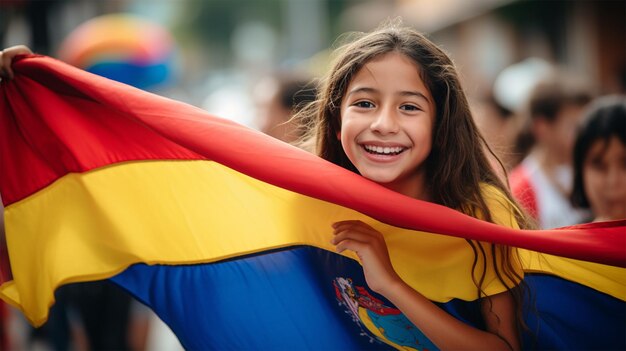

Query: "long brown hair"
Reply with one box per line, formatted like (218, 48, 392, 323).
(296, 19, 533, 337)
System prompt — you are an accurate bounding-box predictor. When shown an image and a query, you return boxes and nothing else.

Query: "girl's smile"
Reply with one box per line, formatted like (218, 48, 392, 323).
(339, 52, 435, 199)
(361, 142, 408, 161)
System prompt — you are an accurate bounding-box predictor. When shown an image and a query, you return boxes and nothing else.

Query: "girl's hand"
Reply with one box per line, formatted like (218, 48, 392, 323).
(331, 220, 402, 295)
(0, 45, 33, 80)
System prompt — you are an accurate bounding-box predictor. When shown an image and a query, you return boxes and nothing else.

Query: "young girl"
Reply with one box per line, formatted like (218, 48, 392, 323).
(571, 96, 626, 222)
(296, 22, 532, 350)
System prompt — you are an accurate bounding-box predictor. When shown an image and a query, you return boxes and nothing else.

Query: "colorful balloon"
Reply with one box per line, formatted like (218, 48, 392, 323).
(57, 13, 176, 90)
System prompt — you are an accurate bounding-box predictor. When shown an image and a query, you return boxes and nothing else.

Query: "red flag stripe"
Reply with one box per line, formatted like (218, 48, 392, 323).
(1, 55, 625, 267)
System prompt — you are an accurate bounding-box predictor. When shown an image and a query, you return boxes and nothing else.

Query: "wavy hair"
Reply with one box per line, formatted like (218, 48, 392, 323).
(296, 20, 534, 341)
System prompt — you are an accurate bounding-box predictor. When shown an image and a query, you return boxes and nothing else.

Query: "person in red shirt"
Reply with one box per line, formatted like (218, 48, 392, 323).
(509, 72, 592, 228)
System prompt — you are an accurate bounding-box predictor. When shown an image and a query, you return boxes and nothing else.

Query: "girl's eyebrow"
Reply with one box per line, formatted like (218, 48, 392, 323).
(346, 87, 378, 97)
(347, 86, 430, 103)
(398, 90, 430, 103)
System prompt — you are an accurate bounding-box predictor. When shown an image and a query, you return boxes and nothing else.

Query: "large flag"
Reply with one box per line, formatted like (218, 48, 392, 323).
(1, 55, 624, 350)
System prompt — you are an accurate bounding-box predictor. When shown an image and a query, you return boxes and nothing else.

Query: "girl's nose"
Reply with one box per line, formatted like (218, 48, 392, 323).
(370, 107, 399, 134)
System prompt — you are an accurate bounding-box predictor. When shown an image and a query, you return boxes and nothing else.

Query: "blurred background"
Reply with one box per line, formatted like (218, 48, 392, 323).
(1, 0, 624, 350)
(2, 0, 624, 123)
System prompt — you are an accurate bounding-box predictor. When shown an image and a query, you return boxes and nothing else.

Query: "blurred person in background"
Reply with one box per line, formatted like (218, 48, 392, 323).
(253, 71, 317, 143)
(491, 58, 553, 168)
(571, 96, 626, 222)
(509, 72, 593, 229)
(471, 92, 525, 179)
(0, 0, 56, 54)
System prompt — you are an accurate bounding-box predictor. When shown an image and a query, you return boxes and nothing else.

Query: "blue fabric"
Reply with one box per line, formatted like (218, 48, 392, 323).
(522, 273, 626, 350)
(111, 246, 482, 350)
(111, 248, 626, 350)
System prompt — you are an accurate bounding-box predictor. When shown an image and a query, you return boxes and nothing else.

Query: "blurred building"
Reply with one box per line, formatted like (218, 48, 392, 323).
(2, 0, 623, 102)
(427, 0, 625, 98)
(346, 0, 625, 99)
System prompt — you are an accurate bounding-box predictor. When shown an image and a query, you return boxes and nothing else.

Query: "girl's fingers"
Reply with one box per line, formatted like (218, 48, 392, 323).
(331, 227, 375, 256)
(0, 45, 33, 80)
(331, 229, 371, 245)
(0, 51, 12, 79)
(331, 222, 387, 258)
(330, 220, 397, 294)
(332, 221, 378, 236)
(332, 220, 375, 230)
(332, 223, 382, 245)
(334, 238, 367, 254)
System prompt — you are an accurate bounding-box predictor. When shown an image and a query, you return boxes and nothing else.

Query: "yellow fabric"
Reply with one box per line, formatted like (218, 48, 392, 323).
(520, 250, 626, 301)
(1, 160, 518, 326)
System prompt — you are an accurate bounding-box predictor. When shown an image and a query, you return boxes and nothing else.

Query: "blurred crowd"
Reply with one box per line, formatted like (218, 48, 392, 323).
(1, 0, 625, 350)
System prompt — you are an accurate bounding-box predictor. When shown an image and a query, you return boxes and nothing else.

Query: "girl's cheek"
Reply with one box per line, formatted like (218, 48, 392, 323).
(616, 167, 626, 195)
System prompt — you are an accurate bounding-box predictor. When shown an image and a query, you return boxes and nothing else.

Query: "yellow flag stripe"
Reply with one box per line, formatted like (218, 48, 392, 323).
(520, 250, 626, 300)
(1, 160, 513, 325)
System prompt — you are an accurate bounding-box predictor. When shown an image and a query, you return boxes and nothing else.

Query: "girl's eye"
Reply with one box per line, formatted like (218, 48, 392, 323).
(400, 104, 421, 112)
(589, 157, 607, 171)
(353, 101, 374, 108)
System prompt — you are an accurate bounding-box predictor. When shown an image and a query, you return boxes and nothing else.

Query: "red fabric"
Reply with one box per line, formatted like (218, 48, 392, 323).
(0, 55, 204, 205)
(1, 55, 625, 267)
(509, 165, 538, 219)
(0, 243, 9, 284)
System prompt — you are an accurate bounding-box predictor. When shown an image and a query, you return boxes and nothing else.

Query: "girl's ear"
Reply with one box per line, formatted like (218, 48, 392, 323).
(336, 131, 341, 140)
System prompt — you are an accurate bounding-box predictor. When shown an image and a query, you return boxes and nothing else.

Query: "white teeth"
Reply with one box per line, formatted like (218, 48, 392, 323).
(364, 145, 404, 155)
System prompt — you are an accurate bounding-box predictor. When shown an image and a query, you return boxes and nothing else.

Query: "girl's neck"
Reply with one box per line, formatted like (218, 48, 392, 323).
(381, 172, 431, 202)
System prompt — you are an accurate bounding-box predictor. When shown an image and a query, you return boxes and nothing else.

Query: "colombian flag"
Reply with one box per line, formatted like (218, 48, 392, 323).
(1, 55, 624, 350)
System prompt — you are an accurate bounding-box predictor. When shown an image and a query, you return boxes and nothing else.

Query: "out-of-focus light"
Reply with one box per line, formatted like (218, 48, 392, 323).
(57, 13, 177, 90)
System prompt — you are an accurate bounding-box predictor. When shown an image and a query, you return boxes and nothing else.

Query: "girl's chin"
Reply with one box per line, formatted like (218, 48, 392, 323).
(357, 171, 398, 184)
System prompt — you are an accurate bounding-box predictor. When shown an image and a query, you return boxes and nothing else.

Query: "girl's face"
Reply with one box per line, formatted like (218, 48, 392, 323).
(583, 137, 626, 221)
(339, 52, 435, 199)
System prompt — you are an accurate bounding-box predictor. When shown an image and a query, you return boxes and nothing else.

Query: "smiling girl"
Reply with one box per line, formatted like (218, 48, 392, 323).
(297, 21, 533, 350)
